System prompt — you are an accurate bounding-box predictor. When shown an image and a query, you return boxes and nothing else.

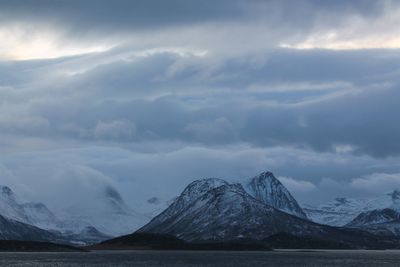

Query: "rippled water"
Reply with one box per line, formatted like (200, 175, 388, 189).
(1, 250, 400, 267)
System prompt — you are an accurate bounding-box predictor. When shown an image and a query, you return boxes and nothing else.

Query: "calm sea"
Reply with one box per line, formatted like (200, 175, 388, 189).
(0, 250, 400, 266)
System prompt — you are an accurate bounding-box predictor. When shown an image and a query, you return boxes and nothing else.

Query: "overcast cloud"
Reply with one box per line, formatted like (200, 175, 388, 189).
(0, 0, 400, 207)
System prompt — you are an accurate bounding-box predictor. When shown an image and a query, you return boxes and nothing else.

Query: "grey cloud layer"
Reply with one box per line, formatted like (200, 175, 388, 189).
(0, 0, 395, 55)
(0, 0, 387, 30)
(2, 48, 399, 158)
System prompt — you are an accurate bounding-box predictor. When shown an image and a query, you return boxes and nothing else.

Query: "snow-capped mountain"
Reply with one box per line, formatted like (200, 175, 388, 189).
(0, 185, 60, 229)
(0, 183, 150, 238)
(0, 185, 109, 243)
(0, 186, 31, 224)
(137, 179, 315, 241)
(346, 208, 400, 237)
(245, 172, 307, 219)
(348, 208, 400, 227)
(137, 178, 394, 248)
(303, 190, 400, 226)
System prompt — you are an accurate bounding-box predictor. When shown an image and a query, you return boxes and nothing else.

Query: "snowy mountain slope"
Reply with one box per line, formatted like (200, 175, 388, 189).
(147, 178, 228, 222)
(348, 208, 400, 227)
(0, 183, 149, 238)
(137, 178, 395, 248)
(0, 213, 60, 242)
(244, 172, 307, 218)
(303, 190, 400, 226)
(20, 203, 60, 230)
(346, 208, 400, 237)
(0, 211, 103, 245)
(0, 185, 110, 243)
(0, 186, 31, 223)
(0, 185, 65, 230)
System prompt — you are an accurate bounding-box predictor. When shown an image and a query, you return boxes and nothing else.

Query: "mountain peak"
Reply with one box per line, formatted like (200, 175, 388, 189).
(186, 178, 228, 189)
(142, 178, 229, 225)
(206, 183, 248, 198)
(250, 171, 282, 187)
(256, 171, 275, 179)
(245, 171, 307, 219)
(180, 178, 229, 201)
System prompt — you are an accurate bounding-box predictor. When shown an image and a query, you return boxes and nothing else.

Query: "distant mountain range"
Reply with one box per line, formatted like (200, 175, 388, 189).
(303, 190, 400, 237)
(303, 190, 400, 226)
(1, 171, 400, 249)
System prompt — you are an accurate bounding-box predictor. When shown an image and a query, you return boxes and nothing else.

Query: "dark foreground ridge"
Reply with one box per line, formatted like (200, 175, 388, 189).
(0, 240, 86, 252)
(264, 232, 352, 249)
(87, 233, 271, 251)
(90, 231, 400, 251)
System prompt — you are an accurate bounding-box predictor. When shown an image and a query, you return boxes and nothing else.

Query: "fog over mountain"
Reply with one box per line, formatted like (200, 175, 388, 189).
(0, 0, 400, 215)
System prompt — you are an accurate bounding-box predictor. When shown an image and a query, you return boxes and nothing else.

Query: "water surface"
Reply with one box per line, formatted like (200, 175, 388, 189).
(1, 250, 400, 266)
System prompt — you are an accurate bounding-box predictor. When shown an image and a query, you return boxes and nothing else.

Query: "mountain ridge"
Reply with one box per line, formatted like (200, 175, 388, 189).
(304, 190, 400, 226)
(137, 174, 400, 248)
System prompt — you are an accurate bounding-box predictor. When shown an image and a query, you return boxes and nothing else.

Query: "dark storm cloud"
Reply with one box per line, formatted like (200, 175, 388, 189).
(0, 0, 392, 36)
(0, 0, 245, 32)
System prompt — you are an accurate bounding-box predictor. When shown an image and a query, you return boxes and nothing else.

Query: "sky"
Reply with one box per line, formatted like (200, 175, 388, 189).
(1, 0, 400, 209)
